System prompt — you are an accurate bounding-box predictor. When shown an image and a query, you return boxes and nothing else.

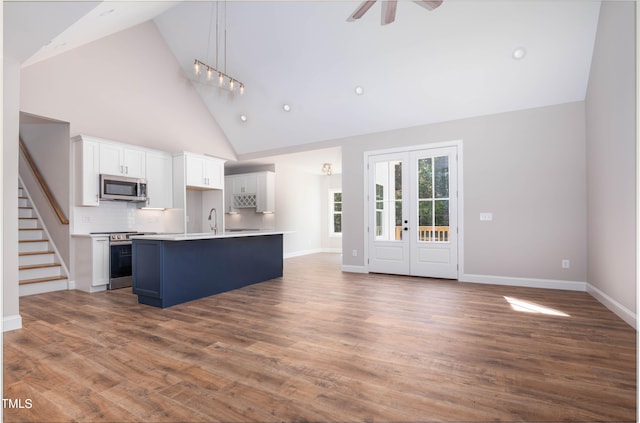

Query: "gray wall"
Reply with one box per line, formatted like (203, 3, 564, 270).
(3, 56, 22, 330)
(585, 1, 636, 323)
(19, 118, 71, 269)
(341, 101, 588, 284)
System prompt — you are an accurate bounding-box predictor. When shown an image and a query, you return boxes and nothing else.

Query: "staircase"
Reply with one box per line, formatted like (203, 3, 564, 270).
(18, 184, 69, 296)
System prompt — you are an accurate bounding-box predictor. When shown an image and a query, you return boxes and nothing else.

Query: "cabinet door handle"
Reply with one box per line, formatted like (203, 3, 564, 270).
(125, 166, 129, 174)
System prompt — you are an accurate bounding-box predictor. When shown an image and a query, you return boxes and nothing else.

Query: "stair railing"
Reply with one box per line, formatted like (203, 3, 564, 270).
(19, 137, 69, 225)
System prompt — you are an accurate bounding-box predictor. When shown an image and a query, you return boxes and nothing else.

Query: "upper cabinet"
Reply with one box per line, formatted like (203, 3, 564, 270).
(73, 135, 171, 207)
(73, 137, 100, 206)
(226, 171, 275, 213)
(232, 173, 258, 195)
(99, 143, 146, 179)
(145, 151, 173, 209)
(183, 153, 225, 190)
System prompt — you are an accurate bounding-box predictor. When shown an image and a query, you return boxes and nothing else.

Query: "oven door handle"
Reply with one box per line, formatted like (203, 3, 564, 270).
(110, 241, 133, 246)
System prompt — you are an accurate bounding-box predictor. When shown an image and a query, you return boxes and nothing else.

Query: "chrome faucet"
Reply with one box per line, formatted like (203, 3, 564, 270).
(208, 208, 218, 234)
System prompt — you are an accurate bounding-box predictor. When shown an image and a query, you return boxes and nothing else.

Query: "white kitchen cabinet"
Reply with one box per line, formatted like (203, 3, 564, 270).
(184, 153, 224, 189)
(145, 151, 173, 208)
(91, 236, 110, 287)
(232, 173, 258, 195)
(225, 171, 275, 213)
(99, 143, 146, 179)
(72, 234, 110, 292)
(73, 137, 100, 206)
(256, 171, 275, 213)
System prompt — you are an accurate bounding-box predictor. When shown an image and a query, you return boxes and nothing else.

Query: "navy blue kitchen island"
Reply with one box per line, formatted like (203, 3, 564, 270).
(131, 232, 284, 308)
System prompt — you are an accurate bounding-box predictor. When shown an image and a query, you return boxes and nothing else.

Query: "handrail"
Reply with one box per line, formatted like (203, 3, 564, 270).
(19, 137, 69, 225)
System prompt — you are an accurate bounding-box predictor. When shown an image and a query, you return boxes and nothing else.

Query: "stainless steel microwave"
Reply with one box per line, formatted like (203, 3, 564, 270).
(99, 174, 147, 202)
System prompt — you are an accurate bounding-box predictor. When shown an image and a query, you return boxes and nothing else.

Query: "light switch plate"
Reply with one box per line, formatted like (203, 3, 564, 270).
(480, 212, 493, 221)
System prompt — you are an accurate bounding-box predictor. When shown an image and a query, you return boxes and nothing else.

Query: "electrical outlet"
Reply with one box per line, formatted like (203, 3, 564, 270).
(352, 250, 358, 257)
(562, 259, 570, 269)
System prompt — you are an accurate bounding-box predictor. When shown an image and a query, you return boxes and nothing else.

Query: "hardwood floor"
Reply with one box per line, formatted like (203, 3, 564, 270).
(3, 253, 636, 422)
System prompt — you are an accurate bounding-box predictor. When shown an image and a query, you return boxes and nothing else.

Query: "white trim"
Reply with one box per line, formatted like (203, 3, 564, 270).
(283, 248, 342, 259)
(3, 315, 23, 332)
(342, 265, 368, 273)
(587, 284, 637, 329)
(460, 273, 587, 291)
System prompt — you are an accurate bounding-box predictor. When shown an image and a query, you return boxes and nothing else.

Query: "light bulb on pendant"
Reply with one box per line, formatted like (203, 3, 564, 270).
(239, 84, 244, 95)
(218, 73, 224, 86)
(206, 67, 213, 81)
(229, 79, 235, 91)
(194, 60, 200, 75)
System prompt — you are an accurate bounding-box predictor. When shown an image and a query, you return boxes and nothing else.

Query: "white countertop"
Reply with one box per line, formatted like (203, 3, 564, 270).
(71, 233, 112, 238)
(130, 230, 287, 241)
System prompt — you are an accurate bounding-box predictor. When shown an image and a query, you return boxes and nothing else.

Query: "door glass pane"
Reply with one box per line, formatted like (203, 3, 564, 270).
(417, 155, 450, 243)
(418, 200, 432, 241)
(418, 158, 432, 199)
(375, 160, 403, 241)
(434, 156, 449, 198)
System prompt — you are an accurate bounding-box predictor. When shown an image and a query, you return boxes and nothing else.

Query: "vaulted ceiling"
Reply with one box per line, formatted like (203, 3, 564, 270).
(6, 0, 601, 162)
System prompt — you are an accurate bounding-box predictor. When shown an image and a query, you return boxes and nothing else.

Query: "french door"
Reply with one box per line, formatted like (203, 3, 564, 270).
(367, 146, 458, 279)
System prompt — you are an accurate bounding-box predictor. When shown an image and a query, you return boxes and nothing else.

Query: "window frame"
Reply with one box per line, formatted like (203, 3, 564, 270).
(329, 189, 342, 237)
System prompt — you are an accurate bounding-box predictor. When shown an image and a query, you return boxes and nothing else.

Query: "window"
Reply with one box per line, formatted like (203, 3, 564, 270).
(329, 190, 342, 236)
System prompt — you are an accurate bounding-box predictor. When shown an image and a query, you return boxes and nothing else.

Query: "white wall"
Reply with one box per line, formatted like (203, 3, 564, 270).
(341, 102, 588, 286)
(19, 21, 236, 161)
(274, 164, 323, 257)
(585, 1, 636, 327)
(3, 56, 23, 331)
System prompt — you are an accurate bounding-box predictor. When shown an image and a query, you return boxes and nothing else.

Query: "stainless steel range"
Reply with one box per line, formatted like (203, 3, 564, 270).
(106, 232, 154, 289)
(108, 232, 137, 290)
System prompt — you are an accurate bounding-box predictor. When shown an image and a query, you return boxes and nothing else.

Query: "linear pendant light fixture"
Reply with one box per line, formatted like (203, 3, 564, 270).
(193, 1, 244, 94)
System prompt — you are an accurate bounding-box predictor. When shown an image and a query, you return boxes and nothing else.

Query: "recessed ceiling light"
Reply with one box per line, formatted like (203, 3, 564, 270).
(354, 85, 364, 95)
(512, 47, 527, 60)
(240, 114, 247, 122)
(283, 104, 291, 112)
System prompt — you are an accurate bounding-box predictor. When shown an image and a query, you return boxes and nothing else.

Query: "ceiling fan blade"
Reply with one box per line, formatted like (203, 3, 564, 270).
(348, 0, 378, 21)
(381, 0, 397, 25)
(413, 0, 443, 11)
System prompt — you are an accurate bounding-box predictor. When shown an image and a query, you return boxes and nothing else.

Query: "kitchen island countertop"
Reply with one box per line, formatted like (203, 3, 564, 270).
(131, 230, 287, 241)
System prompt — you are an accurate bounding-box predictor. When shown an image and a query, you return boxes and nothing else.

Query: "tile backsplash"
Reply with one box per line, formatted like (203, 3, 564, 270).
(73, 201, 179, 234)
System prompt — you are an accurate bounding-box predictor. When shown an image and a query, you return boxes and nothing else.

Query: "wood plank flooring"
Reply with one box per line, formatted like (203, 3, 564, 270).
(3, 253, 636, 422)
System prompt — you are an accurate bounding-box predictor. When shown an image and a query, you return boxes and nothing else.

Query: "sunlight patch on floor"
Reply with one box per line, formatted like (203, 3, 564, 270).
(504, 296, 570, 317)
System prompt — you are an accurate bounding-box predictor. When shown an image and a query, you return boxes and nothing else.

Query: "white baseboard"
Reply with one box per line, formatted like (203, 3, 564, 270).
(3, 314, 23, 332)
(460, 273, 587, 291)
(284, 248, 342, 259)
(342, 265, 368, 273)
(587, 284, 637, 329)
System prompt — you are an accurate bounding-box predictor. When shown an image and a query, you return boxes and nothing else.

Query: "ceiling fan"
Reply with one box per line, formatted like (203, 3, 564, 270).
(348, 0, 443, 25)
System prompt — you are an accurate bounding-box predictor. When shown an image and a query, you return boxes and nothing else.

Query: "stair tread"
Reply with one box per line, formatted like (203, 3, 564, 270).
(19, 251, 54, 256)
(19, 263, 61, 270)
(20, 227, 43, 231)
(19, 239, 49, 243)
(19, 275, 67, 285)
